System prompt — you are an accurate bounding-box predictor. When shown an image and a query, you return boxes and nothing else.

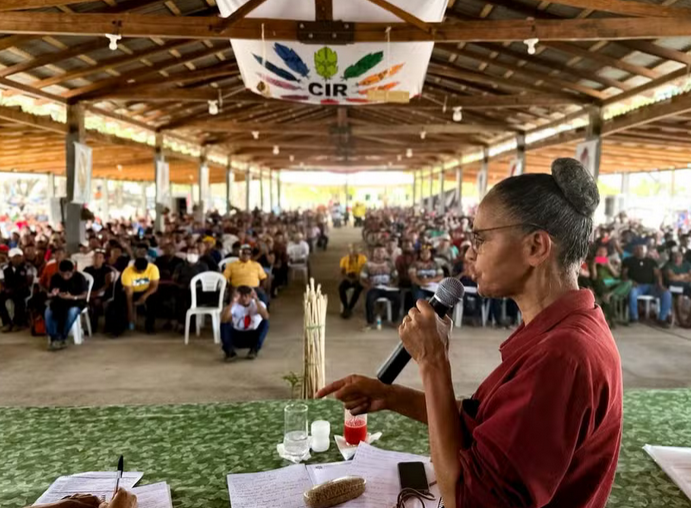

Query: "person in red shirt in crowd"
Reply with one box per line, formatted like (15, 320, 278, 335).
(319, 158, 622, 508)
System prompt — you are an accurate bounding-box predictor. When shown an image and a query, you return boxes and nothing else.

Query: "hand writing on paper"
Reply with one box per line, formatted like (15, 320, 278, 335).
(99, 489, 138, 508)
(31, 494, 102, 508)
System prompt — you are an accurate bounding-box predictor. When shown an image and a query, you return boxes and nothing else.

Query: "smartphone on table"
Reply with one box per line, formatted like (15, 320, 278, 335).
(398, 461, 429, 494)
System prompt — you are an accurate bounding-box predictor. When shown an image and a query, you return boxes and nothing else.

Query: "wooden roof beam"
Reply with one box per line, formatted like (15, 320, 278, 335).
(547, 0, 691, 18)
(5, 13, 691, 42)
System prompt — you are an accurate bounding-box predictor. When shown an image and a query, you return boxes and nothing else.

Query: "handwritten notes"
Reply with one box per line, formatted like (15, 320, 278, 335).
(644, 445, 691, 500)
(227, 443, 440, 508)
(227, 464, 312, 508)
(34, 472, 143, 505)
(131, 482, 173, 508)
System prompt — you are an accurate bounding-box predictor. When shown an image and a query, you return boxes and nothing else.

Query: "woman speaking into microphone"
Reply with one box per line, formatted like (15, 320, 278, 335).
(318, 158, 622, 508)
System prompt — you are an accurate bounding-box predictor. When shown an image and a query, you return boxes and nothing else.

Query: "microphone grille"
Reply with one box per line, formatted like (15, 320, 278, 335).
(435, 277, 465, 307)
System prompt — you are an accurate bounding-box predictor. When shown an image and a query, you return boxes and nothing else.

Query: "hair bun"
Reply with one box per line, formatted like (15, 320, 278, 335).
(551, 157, 600, 217)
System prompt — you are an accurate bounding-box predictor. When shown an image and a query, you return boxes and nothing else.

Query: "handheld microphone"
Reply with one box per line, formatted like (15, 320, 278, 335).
(376, 277, 465, 385)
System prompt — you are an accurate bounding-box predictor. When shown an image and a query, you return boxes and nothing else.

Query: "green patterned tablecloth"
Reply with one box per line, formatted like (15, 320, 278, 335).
(1, 390, 690, 508)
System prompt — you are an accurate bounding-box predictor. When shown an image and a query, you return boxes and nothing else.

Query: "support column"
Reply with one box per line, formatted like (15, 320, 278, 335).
(277, 171, 282, 212)
(418, 170, 424, 209)
(198, 148, 208, 217)
(586, 107, 602, 181)
(259, 167, 265, 212)
(245, 169, 251, 212)
(153, 132, 166, 232)
(65, 104, 86, 254)
(46, 172, 55, 198)
(439, 169, 446, 214)
(478, 149, 489, 201)
(99, 179, 109, 222)
(516, 133, 526, 176)
(140, 182, 147, 216)
(456, 167, 463, 215)
(269, 170, 274, 212)
(428, 168, 434, 213)
(620, 172, 630, 212)
(226, 157, 233, 214)
(412, 171, 417, 208)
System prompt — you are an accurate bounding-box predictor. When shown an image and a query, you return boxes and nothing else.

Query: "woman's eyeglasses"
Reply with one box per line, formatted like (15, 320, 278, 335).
(469, 223, 543, 252)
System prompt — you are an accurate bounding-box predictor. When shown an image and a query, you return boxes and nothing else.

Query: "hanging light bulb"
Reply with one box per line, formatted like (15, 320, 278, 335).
(289, 155, 295, 162)
(208, 100, 219, 115)
(105, 33, 121, 51)
(273, 145, 280, 155)
(406, 148, 413, 158)
(420, 129, 427, 140)
(117, 164, 123, 172)
(452, 107, 463, 122)
(300, 162, 305, 168)
(388, 161, 392, 168)
(524, 38, 539, 55)
(397, 154, 402, 162)
(251, 131, 260, 140)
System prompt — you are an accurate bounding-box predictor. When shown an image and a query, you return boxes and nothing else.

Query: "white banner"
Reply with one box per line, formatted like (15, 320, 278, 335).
(219, 0, 448, 106)
(575, 139, 600, 177)
(72, 142, 92, 204)
(156, 160, 170, 206)
(509, 158, 523, 177)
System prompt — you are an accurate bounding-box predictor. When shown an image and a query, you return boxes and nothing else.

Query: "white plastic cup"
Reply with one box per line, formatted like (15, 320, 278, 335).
(311, 420, 331, 453)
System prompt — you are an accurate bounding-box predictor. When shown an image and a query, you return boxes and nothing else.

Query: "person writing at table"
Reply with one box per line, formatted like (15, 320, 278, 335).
(29, 488, 137, 508)
(319, 158, 623, 508)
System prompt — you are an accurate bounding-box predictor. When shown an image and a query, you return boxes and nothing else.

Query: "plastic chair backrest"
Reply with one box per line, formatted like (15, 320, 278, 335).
(189, 271, 227, 309)
(219, 257, 239, 271)
(81, 271, 94, 302)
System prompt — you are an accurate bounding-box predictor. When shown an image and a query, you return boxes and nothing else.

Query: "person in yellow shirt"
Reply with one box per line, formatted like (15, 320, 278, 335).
(108, 257, 160, 336)
(353, 203, 367, 227)
(223, 244, 269, 305)
(339, 244, 367, 319)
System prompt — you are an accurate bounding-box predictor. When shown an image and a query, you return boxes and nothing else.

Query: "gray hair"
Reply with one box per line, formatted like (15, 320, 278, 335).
(485, 158, 600, 269)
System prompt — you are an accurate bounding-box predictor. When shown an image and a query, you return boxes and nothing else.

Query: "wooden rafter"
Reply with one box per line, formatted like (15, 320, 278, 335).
(548, 0, 691, 18)
(4, 12, 691, 42)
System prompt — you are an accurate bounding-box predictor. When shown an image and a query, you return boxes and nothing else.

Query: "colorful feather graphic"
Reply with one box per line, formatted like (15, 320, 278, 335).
(258, 73, 302, 91)
(253, 54, 299, 82)
(357, 63, 405, 87)
(357, 82, 399, 96)
(320, 99, 339, 105)
(314, 47, 338, 80)
(345, 98, 370, 104)
(273, 43, 310, 78)
(342, 51, 383, 80)
(280, 94, 309, 101)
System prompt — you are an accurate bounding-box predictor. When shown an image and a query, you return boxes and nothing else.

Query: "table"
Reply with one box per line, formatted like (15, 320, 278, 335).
(1, 390, 690, 508)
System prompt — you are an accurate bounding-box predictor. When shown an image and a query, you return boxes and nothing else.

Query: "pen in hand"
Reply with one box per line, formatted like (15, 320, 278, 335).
(113, 455, 124, 497)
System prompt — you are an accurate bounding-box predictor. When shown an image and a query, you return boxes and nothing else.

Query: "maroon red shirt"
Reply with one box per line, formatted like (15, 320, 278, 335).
(456, 289, 623, 507)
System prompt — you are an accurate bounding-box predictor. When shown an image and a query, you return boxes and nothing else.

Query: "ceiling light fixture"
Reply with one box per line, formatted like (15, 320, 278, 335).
(524, 38, 539, 55)
(289, 155, 295, 162)
(105, 33, 121, 51)
(406, 148, 413, 158)
(452, 107, 463, 122)
(116, 164, 123, 172)
(208, 100, 219, 115)
(273, 145, 280, 155)
(251, 131, 260, 140)
(397, 154, 402, 162)
(420, 129, 427, 140)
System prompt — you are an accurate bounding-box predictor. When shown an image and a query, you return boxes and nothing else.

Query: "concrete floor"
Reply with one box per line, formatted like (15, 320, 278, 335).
(1, 227, 691, 407)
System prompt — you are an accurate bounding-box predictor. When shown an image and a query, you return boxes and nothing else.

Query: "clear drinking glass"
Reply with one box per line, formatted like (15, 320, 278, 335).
(283, 403, 309, 459)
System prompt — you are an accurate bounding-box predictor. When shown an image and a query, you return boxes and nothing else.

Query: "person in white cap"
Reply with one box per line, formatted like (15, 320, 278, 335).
(0, 248, 33, 332)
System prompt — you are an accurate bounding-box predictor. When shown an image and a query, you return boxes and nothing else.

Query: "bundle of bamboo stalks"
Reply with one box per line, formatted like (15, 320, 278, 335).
(302, 278, 327, 399)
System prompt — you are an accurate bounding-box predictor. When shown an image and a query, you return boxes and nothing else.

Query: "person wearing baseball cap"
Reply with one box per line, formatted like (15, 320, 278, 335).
(0, 248, 32, 332)
(222, 244, 269, 305)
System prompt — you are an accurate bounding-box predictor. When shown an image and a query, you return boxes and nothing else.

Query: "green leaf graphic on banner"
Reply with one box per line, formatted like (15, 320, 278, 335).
(342, 51, 383, 80)
(314, 47, 338, 80)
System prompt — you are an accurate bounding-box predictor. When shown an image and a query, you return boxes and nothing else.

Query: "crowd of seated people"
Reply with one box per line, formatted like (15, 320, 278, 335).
(341, 208, 691, 330)
(0, 207, 330, 355)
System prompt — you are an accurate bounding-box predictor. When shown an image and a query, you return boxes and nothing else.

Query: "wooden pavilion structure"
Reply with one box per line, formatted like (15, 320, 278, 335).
(2, 0, 691, 209)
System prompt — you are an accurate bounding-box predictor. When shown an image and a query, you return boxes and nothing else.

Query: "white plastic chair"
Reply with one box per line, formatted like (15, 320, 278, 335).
(184, 272, 227, 345)
(289, 262, 309, 284)
(68, 271, 94, 345)
(375, 298, 393, 323)
(637, 295, 660, 319)
(219, 257, 239, 272)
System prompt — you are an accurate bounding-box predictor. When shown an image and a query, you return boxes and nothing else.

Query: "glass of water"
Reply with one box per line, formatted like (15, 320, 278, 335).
(283, 403, 309, 460)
